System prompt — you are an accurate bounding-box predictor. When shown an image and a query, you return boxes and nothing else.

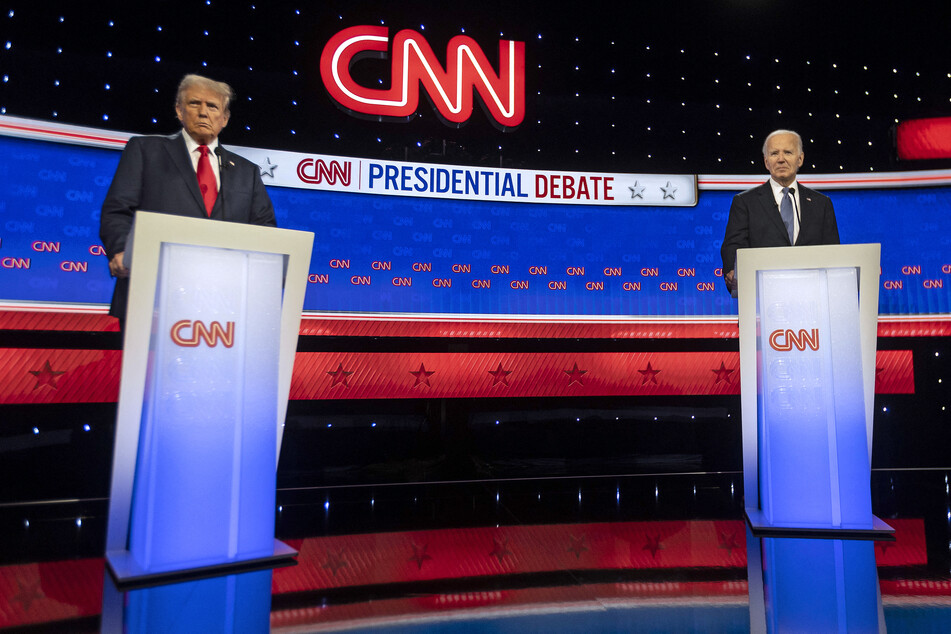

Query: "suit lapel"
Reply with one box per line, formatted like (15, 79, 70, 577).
(212, 147, 239, 221)
(797, 185, 816, 242)
(757, 182, 790, 245)
(164, 133, 207, 215)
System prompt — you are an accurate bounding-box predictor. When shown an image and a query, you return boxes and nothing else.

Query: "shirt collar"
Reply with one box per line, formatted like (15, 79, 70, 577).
(181, 130, 220, 155)
(768, 177, 798, 198)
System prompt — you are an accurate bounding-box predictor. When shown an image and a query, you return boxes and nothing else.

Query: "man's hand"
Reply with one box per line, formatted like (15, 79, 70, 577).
(724, 269, 737, 293)
(109, 251, 129, 278)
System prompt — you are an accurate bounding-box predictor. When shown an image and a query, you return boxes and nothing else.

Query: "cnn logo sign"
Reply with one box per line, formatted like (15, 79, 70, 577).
(171, 320, 235, 348)
(768, 328, 820, 352)
(320, 25, 525, 129)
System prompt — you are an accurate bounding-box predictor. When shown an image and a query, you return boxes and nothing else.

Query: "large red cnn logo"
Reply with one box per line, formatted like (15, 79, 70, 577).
(768, 328, 820, 352)
(320, 25, 525, 128)
(171, 320, 235, 348)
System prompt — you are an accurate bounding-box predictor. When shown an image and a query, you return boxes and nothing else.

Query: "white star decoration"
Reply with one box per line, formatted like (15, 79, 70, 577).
(259, 157, 278, 177)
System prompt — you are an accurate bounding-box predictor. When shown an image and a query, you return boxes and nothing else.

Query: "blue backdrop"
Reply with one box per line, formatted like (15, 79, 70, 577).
(1, 135, 948, 316)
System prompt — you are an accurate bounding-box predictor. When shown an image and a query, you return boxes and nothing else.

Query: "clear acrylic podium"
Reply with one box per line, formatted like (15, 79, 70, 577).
(736, 244, 893, 538)
(104, 212, 314, 585)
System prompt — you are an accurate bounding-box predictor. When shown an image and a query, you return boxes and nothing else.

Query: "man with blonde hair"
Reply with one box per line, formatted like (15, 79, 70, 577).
(100, 74, 276, 322)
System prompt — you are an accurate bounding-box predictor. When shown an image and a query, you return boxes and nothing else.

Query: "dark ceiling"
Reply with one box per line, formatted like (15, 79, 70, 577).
(2, 1, 949, 174)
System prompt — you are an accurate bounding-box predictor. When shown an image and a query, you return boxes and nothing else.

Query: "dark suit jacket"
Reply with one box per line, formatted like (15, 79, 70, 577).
(99, 132, 277, 319)
(720, 181, 840, 276)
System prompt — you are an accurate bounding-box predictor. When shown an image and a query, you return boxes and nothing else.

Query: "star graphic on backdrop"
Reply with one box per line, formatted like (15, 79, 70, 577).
(638, 362, 661, 385)
(876, 540, 894, 556)
(566, 534, 589, 559)
(488, 362, 513, 387)
(718, 531, 741, 556)
(29, 360, 66, 390)
(489, 538, 513, 564)
(322, 549, 348, 575)
(876, 366, 885, 377)
(660, 181, 678, 200)
(327, 363, 354, 388)
(628, 181, 646, 199)
(564, 362, 587, 386)
(259, 157, 278, 177)
(711, 361, 735, 384)
(410, 363, 436, 387)
(12, 577, 45, 613)
(409, 543, 433, 570)
(643, 534, 665, 558)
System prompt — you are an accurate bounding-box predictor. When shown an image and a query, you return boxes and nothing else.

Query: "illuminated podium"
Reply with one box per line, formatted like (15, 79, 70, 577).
(737, 244, 893, 538)
(104, 212, 314, 585)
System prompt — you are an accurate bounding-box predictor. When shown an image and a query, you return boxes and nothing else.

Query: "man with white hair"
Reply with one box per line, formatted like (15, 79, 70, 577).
(720, 129, 840, 294)
(100, 73, 276, 322)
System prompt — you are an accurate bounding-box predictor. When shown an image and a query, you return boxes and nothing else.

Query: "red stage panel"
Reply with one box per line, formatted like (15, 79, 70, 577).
(0, 349, 120, 404)
(2, 307, 950, 338)
(290, 351, 744, 400)
(0, 349, 914, 404)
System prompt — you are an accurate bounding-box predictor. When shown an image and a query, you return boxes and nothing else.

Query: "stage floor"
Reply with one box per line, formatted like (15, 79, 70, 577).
(1, 469, 949, 631)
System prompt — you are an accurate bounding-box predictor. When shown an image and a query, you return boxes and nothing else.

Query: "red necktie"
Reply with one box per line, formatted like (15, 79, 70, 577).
(196, 145, 218, 217)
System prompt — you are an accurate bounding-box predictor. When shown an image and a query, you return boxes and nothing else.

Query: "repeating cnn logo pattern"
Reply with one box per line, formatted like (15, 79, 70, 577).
(171, 320, 235, 348)
(768, 328, 820, 352)
(320, 25, 525, 128)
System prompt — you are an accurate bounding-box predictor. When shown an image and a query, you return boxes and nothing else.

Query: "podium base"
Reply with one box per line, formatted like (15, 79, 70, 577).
(105, 539, 297, 589)
(745, 508, 895, 540)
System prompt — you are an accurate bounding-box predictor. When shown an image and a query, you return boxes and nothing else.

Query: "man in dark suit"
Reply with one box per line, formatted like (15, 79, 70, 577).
(720, 129, 840, 294)
(99, 74, 276, 321)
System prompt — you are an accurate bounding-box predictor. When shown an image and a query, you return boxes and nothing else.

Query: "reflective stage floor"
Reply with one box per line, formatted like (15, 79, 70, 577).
(1, 469, 950, 632)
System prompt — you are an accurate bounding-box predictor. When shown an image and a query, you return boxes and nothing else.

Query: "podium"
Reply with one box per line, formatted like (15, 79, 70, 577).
(737, 244, 893, 538)
(104, 212, 314, 585)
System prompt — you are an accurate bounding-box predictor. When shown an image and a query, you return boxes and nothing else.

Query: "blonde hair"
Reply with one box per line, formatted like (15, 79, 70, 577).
(175, 74, 234, 114)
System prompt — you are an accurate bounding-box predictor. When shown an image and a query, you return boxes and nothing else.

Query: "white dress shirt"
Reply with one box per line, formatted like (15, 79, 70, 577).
(182, 132, 221, 190)
(768, 178, 801, 243)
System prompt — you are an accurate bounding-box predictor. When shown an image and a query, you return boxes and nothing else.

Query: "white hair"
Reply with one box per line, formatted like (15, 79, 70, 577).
(762, 129, 803, 156)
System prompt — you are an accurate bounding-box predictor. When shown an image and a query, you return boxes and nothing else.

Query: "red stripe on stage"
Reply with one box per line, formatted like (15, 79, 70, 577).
(299, 316, 741, 339)
(2, 307, 950, 338)
(0, 349, 914, 404)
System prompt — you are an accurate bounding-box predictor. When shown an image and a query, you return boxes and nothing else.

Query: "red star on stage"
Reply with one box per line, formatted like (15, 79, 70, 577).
(410, 363, 435, 387)
(642, 534, 665, 558)
(564, 362, 587, 386)
(12, 577, 45, 613)
(29, 360, 66, 390)
(488, 362, 513, 387)
(711, 361, 735, 384)
(322, 548, 349, 575)
(717, 530, 741, 556)
(489, 537, 513, 563)
(566, 533, 589, 559)
(638, 362, 661, 385)
(408, 543, 433, 570)
(327, 363, 354, 387)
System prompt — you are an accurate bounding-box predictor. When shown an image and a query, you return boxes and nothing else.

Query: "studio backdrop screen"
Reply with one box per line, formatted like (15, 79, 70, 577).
(1, 132, 949, 317)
